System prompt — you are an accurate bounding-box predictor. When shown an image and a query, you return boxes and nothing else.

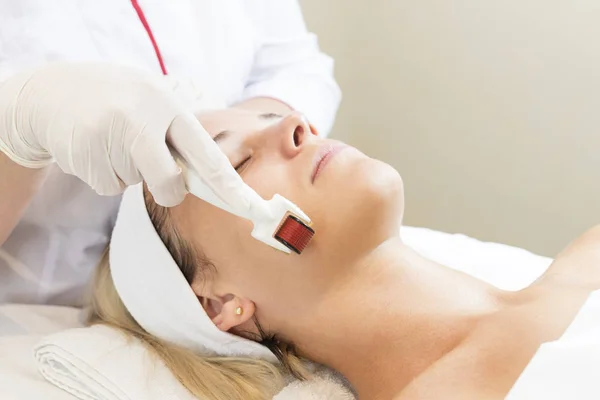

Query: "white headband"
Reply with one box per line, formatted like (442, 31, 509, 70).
(109, 183, 277, 362)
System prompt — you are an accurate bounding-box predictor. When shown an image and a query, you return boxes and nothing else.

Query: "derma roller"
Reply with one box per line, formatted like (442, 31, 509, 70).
(170, 148, 315, 254)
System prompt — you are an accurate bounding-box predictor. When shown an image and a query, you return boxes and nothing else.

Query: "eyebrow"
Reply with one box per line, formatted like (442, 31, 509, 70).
(258, 112, 283, 120)
(213, 113, 283, 143)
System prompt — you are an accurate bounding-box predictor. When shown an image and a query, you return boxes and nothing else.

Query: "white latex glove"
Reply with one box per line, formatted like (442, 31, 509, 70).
(0, 61, 228, 207)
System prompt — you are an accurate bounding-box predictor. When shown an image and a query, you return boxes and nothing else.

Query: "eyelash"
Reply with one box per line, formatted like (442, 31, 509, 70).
(235, 156, 251, 173)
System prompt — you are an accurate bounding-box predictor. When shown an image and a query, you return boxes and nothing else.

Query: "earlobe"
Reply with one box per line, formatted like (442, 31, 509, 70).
(211, 296, 256, 332)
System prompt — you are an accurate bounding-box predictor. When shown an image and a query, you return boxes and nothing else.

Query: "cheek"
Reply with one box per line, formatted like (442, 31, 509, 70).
(195, 209, 252, 263)
(237, 154, 381, 262)
(193, 199, 301, 290)
(302, 155, 404, 261)
(192, 156, 303, 264)
(243, 160, 295, 201)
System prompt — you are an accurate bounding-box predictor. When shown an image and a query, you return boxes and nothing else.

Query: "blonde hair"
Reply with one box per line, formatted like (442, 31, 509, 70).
(85, 188, 309, 400)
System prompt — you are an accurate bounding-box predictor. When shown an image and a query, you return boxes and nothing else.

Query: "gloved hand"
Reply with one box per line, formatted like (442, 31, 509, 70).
(0, 61, 220, 206)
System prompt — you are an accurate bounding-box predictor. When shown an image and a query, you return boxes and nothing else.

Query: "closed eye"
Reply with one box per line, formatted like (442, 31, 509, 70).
(235, 156, 251, 173)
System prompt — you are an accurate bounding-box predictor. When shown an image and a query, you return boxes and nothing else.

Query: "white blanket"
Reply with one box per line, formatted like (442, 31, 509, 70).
(0, 226, 553, 400)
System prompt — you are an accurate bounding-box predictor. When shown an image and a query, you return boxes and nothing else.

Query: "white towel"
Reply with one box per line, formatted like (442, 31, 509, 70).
(34, 324, 353, 400)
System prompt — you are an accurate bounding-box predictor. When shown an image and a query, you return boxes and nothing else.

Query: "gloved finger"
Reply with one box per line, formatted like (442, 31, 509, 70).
(130, 125, 187, 208)
(105, 111, 145, 187)
(114, 165, 143, 187)
(166, 112, 251, 212)
(90, 158, 125, 197)
(94, 176, 125, 196)
(53, 142, 124, 196)
(85, 130, 126, 196)
(110, 144, 143, 187)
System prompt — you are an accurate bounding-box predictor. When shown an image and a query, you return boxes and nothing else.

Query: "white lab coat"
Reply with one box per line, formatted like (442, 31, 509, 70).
(0, 0, 341, 306)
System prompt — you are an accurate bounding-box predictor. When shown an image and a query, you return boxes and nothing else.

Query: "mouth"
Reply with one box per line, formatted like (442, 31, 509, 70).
(311, 142, 349, 183)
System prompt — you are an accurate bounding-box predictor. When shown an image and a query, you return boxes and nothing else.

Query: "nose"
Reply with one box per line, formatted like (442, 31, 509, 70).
(266, 111, 313, 158)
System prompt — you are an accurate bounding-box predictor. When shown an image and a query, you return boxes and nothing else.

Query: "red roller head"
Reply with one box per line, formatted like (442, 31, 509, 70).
(274, 215, 315, 254)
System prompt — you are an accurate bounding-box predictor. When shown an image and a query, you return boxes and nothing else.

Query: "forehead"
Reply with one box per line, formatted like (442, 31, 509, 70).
(197, 109, 279, 139)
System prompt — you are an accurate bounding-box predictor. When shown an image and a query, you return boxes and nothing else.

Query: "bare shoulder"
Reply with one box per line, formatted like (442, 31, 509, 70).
(540, 224, 600, 289)
(392, 271, 597, 400)
(391, 226, 600, 400)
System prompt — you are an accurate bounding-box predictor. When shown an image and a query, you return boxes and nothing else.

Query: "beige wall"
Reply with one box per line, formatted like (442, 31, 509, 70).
(301, 0, 600, 256)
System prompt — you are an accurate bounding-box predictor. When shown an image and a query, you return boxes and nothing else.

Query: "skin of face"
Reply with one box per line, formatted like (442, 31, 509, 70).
(169, 107, 404, 335)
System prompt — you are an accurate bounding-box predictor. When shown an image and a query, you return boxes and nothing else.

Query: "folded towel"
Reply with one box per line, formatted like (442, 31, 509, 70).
(34, 324, 353, 400)
(35, 325, 197, 400)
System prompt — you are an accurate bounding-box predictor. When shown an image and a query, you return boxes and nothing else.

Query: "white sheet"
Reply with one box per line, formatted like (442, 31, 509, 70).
(507, 289, 600, 399)
(0, 226, 553, 400)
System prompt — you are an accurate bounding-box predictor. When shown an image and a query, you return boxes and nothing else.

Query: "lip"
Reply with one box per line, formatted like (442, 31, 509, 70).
(311, 142, 349, 183)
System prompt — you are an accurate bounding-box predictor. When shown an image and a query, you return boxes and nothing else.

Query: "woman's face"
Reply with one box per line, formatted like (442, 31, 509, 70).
(170, 108, 404, 334)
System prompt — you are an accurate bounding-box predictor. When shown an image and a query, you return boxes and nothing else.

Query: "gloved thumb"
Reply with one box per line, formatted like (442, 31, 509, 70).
(147, 171, 187, 207)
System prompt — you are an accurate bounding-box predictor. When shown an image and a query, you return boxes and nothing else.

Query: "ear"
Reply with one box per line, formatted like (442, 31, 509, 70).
(210, 295, 256, 332)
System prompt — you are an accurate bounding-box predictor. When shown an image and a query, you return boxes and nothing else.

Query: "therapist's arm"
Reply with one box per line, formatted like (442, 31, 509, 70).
(0, 152, 48, 246)
(240, 0, 342, 136)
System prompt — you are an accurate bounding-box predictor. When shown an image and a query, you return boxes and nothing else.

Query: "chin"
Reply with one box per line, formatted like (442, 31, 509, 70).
(363, 158, 403, 202)
(358, 158, 404, 221)
(328, 157, 404, 252)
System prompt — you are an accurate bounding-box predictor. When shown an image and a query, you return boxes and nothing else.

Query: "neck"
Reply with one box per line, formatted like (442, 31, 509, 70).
(279, 237, 505, 399)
